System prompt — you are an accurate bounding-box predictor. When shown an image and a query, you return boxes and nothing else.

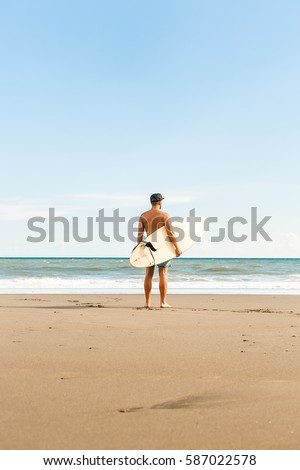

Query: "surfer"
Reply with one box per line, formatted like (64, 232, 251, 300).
(137, 193, 182, 308)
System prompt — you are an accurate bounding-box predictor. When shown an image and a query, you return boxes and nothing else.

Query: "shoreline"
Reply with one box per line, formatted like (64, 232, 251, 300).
(1, 290, 300, 295)
(1, 293, 300, 450)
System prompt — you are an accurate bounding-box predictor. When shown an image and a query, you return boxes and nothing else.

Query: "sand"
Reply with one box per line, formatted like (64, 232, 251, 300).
(0, 293, 300, 450)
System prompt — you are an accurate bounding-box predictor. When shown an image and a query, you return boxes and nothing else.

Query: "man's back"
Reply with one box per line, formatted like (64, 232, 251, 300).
(140, 208, 170, 236)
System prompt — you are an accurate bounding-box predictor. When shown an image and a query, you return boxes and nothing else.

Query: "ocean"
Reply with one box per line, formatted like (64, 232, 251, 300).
(0, 258, 300, 294)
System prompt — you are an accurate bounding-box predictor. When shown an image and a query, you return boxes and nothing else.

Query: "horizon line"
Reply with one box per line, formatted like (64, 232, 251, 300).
(0, 257, 300, 261)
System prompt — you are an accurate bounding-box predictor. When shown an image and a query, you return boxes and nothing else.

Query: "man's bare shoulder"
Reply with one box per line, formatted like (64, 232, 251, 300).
(160, 210, 170, 219)
(140, 210, 151, 219)
(140, 210, 170, 219)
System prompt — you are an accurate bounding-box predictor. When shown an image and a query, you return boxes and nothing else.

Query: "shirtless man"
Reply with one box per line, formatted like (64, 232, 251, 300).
(137, 193, 182, 308)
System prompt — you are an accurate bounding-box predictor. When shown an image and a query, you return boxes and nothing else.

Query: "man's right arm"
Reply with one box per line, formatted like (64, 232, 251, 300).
(165, 217, 182, 257)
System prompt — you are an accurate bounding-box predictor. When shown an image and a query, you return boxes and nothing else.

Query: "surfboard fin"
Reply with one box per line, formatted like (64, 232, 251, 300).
(143, 241, 157, 252)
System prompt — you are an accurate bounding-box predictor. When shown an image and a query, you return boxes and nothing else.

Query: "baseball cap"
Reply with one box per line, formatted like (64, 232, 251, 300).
(150, 193, 164, 203)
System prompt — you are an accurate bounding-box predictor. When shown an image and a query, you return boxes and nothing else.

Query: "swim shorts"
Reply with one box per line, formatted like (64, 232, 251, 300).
(157, 259, 172, 268)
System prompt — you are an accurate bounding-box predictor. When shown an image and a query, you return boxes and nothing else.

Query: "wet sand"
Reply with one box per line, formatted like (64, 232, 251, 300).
(1, 294, 300, 449)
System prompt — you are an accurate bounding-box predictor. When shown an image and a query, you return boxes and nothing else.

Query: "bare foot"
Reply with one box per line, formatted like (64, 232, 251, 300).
(160, 302, 172, 308)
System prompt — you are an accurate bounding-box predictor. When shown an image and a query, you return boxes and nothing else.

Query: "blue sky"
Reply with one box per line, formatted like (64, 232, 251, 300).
(0, 0, 299, 257)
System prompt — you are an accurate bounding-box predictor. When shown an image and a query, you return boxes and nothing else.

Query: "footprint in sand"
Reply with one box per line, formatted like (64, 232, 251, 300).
(79, 303, 104, 308)
(118, 393, 231, 413)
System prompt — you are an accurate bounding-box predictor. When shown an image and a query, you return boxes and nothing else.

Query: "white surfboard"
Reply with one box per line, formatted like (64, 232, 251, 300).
(130, 217, 206, 268)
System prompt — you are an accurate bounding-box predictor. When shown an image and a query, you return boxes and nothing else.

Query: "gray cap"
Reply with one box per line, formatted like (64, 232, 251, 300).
(150, 193, 164, 203)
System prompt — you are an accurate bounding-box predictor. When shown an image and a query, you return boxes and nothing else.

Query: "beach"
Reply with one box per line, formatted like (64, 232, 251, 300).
(1, 293, 300, 450)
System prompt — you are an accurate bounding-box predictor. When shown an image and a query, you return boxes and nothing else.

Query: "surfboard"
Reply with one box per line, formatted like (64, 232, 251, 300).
(130, 217, 206, 268)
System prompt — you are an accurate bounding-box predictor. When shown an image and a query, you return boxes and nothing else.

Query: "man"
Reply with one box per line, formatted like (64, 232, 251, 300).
(137, 193, 182, 308)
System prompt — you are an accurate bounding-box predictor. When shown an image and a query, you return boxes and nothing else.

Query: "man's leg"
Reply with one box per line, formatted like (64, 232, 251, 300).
(144, 266, 154, 307)
(159, 267, 171, 308)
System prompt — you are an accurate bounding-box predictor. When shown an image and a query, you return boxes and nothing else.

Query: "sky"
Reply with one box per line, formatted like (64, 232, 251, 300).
(0, 0, 299, 257)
